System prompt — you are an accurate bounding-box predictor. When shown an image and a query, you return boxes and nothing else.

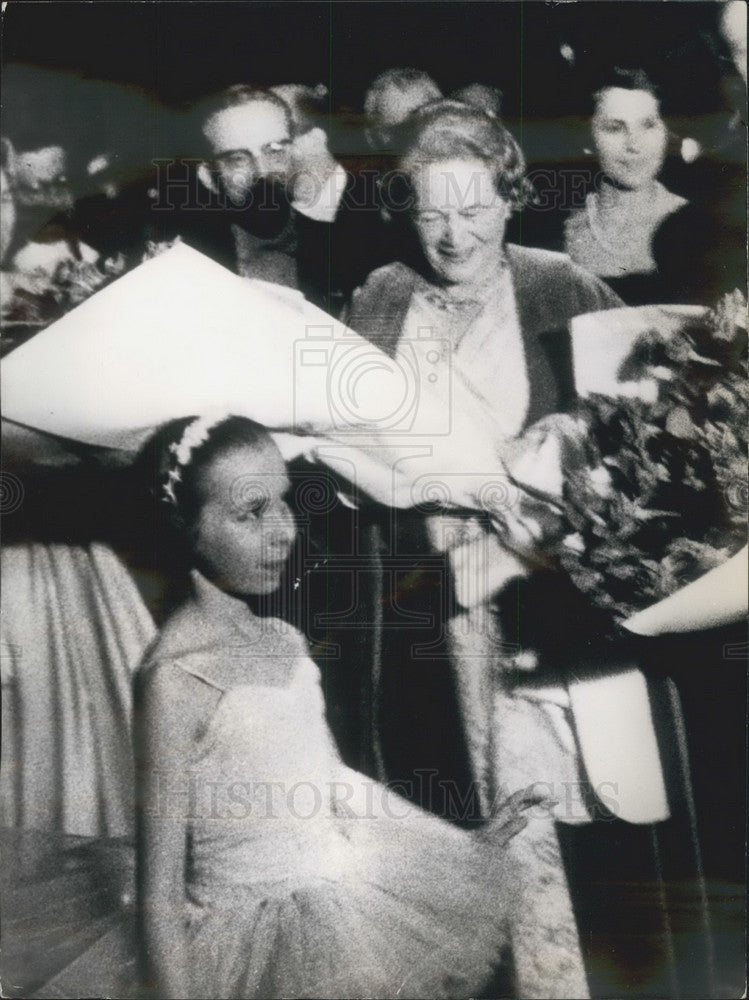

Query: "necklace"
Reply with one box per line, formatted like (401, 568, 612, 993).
(418, 253, 508, 314)
(585, 181, 667, 265)
(584, 192, 633, 262)
(421, 286, 484, 313)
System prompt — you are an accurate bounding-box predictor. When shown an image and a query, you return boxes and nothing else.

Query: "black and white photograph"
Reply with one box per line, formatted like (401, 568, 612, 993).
(0, 2, 746, 997)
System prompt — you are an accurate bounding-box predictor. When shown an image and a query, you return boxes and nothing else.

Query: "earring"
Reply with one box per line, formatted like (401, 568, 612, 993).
(680, 137, 702, 164)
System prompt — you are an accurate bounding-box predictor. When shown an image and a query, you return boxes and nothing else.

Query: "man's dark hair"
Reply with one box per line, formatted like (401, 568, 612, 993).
(193, 85, 294, 152)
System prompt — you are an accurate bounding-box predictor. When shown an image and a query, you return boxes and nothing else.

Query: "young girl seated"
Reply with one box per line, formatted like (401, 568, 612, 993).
(136, 414, 550, 1000)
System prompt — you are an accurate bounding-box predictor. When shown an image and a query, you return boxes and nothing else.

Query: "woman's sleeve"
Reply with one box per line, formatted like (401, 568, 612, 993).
(579, 268, 625, 313)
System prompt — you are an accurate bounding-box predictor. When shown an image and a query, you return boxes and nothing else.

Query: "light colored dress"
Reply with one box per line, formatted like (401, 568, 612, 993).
(564, 180, 687, 279)
(394, 274, 591, 998)
(146, 571, 512, 1000)
(400, 267, 530, 440)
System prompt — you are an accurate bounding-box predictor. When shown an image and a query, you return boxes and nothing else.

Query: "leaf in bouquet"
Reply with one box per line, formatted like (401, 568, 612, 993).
(655, 538, 729, 597)
(685, 349, 723, 368)
(601, 560, 643, 582)
(142, 237, 183, 263)
(707, 375, 748, 426)
(648, 460, 673, 485)
(665, 406, 699, 440)
(707, 290, 748, 343)
(561, 532, 586, 555)
(103, 254, 127, 277)
(632, 506, 679, 523)
(679, 470, 711, 500)
(617, 328, 667, 381)
(659, 331, 694, 371)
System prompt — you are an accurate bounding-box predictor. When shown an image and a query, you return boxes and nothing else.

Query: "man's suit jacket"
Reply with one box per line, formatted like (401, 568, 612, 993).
(148, 196, 339, 314)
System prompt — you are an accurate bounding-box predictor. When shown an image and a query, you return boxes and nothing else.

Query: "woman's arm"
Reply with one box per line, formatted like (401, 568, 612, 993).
(135, 662, 212, 1000)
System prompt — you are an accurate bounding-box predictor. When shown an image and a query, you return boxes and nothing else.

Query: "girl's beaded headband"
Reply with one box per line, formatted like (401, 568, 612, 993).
(161, 410, 231, 506)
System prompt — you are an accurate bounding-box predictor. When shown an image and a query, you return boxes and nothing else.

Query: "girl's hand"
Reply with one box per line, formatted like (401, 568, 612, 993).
(479, 785, 559, 848)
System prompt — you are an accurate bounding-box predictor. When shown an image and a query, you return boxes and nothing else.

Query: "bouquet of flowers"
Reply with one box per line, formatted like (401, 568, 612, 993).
(499, 292, 747, 628)
(1, 255, 127, 335)
(1, 239, 179, 354)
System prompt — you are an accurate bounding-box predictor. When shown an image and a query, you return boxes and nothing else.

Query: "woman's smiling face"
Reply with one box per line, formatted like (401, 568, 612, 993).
(410, 158, 510, 286)
(592, 87, 668, 190)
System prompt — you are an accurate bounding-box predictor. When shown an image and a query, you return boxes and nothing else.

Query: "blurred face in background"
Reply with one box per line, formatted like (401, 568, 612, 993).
(592, 87, 668, 190)
(410, 158, 509, 287)
(203, 99, 293, 206)
(269, 83, 327, 135)
(366, 79, 441, 149)
(1, 167, 17, 264)
(13, 144, 73, 210)
(720, 0, 747, 86)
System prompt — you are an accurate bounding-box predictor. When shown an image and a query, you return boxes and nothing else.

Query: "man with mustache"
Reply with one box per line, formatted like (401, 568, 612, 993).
(158, 85, 348, 314)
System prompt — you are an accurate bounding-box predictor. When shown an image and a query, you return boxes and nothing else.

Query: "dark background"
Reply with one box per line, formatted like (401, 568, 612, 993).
(2, 2, 733, 161)
(1, 1, 729, 107)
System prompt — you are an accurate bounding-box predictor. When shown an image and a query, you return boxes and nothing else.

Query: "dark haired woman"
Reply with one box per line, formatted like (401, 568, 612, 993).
(563, 67, 688, 303)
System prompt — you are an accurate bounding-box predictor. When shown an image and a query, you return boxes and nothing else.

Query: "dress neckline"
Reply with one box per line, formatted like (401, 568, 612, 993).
(585, 180, 685, 250)
(187, 659, 319, 755)
(594, 178, 664, 212)
(178, 655, 313, 695)
(183, 570, 312, 691)
(414, 257, 508, 314)
(410, 266, 515, 352)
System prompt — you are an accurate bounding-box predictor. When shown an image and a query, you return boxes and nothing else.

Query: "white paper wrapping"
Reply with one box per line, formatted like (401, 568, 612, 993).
(1, 242, 503, 510)
(570, 303, 704, 399)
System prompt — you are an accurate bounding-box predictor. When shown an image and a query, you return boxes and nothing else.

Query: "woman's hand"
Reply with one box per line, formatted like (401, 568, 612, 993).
(288, 128, 344, 222)
(478, 785, 559, 848)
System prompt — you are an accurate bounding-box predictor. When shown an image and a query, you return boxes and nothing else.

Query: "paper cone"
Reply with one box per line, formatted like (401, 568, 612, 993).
(570, 304, 704, 399)
(1, 243, 501, 509)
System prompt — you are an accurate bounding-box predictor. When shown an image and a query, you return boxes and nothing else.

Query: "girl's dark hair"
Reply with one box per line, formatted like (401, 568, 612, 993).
(144, 415, 272, 536)
(391, 99, 533, 213)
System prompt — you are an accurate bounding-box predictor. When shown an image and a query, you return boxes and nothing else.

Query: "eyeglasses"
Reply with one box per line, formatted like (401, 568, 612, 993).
(211, 141, 292, 171)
